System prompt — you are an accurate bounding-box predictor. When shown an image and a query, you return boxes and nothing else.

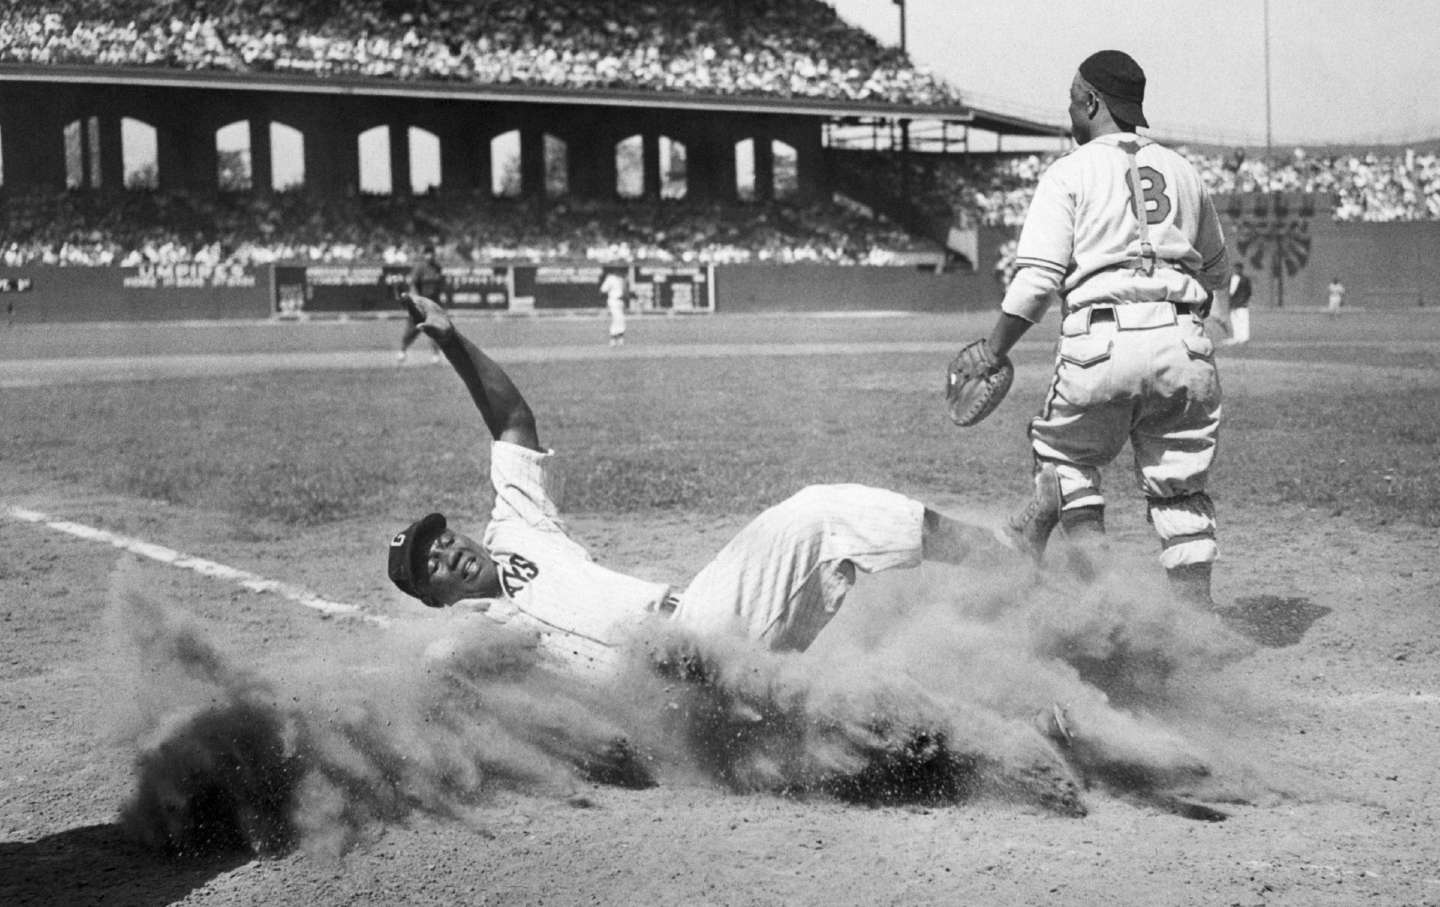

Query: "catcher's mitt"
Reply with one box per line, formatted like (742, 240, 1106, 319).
(945, 339, 1014, 426)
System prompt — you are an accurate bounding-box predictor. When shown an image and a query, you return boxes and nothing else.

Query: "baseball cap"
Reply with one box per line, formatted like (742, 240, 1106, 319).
(388, 512, 446, 603)
(1078, 50, 1148, 128)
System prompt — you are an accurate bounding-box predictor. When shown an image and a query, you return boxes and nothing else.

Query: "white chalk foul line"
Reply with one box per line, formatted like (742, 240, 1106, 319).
(9, 504, 622, 676)
(5, 505, 388, 627)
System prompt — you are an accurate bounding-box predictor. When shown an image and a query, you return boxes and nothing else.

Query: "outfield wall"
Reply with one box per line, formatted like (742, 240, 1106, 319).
(716, 265, 993, 313)
(0, 263, 272, 323)
(0, 260, 992, 322)
(1214, 195, 1440, 310)
(1295, 221, 1440, 310)
(3, 215, 1436, 322)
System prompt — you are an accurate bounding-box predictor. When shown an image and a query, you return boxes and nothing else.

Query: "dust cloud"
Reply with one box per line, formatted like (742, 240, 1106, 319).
(104, 549, 1272, 858)
(103, 561, 654, 859)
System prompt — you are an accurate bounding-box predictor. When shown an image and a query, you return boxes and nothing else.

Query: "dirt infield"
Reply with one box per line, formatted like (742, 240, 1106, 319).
(2, 310, 1439, 906)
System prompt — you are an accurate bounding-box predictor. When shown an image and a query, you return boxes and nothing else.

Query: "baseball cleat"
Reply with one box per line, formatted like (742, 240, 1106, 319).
(1004, 463, 1061, 565)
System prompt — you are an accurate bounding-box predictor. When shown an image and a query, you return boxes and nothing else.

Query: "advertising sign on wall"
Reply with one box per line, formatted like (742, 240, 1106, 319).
(447, 266, 511, 310)
(122, 262, 259, 290)
(270, 262, 715, 315)
(634, 265, 714, 312)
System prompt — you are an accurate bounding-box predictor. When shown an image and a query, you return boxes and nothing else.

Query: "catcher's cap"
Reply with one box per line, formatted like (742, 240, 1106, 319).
(1078, 50, 1148, 128)
(388, 512, 446, 604)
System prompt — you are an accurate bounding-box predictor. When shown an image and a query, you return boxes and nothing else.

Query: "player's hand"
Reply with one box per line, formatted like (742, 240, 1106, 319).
(404, 293, 455, 343)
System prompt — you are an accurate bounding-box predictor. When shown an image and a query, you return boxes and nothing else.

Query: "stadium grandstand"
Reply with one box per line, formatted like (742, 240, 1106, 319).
(0, 1, 1435, 278)
(0, 0, 1068, 270)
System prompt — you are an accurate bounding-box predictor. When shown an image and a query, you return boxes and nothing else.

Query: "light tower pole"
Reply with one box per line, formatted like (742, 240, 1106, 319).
(1263, 0, 1285, 306)
(894, 0, 910, 202)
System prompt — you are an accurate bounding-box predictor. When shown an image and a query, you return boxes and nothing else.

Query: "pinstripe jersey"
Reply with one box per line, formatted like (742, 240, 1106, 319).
(480, 441, 673, 647)
(1001, 133, 1229, 324)
(474, 443, 928, 658)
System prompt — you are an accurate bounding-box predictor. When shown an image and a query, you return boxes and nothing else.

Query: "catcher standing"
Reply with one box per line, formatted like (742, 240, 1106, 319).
(954, 50, 1229, 606)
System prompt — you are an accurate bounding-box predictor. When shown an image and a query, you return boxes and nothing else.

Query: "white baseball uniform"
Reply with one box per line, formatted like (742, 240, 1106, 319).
(1002, 132, 1229, 569)
(600, 273, 628, 341)
(474, 441, 927, 671)
(1327, 280, 1345, 315)
(1226, 271, 1251, 345)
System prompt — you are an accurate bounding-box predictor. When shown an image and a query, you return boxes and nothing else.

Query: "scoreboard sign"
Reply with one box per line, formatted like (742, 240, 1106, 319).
(633, 265, 713, 312)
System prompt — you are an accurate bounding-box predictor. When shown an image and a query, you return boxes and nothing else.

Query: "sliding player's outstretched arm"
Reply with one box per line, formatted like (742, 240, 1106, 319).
(404, 293, 542, 452)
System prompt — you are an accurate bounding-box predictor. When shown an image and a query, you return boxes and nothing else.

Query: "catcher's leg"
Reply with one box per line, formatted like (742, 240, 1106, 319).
(1146, 492, 1218, 607)
(999, 456, 1116, 574)
(1132, 325, 1221, 605)
(1025, 345, 1131, 571)
(1002, 461, 1062, 565)
(1057, 490, 1108, 580)
(1018, 318, 1139, 570)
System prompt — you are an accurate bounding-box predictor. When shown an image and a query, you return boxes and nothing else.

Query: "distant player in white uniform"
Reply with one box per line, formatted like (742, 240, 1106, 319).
(600, 270, 629, 346)
(980, 51, 1229, 607)
(1326, 277, 1346, 317)
(388, 294, 1012, 669)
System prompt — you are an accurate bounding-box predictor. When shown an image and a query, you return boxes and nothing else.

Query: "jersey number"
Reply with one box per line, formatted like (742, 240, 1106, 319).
(500, 553, 539, 597)
(1132, 166, 1173, 225)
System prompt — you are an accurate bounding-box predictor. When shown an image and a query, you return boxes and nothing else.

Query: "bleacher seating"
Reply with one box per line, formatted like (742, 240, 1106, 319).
(0, 1, 964, 106)
(917, 147, 1440, 228)
(2, 2, 1437, 267)
(0, 188, 938, 267)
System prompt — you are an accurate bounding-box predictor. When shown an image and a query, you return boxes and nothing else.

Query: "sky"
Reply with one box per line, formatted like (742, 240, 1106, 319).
(830, 0, 1440, 148)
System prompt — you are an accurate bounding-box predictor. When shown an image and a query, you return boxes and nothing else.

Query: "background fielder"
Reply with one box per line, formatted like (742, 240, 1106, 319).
(977, 50, 1229, 606)
(600, 269, 629, 346)
(398, 244, 446, 363)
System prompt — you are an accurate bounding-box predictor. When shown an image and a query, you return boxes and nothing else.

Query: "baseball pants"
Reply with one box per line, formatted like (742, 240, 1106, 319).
(670, 485, 925, 652)
(1228, 307, 1250, 344)
(1029, 303, 1221, 569)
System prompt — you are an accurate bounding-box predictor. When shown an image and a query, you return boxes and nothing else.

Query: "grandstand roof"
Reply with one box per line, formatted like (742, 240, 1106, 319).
(0, 64, 1059, 135)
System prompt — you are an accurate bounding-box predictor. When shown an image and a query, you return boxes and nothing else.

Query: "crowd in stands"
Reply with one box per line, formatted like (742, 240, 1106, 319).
(0, 1, 963, 106)
(925, 146, 1440, 228)
(0, 188, 937, 268)
(3, 144, 1438, 268)
(3, 3, 1438, 265)
(1185, 146, 1440, 222)
(2, 144, 1438, 267)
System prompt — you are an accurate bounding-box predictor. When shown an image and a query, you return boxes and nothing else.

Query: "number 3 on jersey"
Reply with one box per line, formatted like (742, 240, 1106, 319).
(1132, 166, 1173, 224)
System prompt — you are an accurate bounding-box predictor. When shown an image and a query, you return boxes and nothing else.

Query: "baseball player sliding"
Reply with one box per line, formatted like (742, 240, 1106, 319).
(387, 294, 1221, 814)
(960, 50, 1230, 607)
(387, 293, 1018, 667)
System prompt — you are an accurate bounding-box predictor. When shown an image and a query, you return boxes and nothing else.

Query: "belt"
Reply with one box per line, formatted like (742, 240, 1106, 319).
(1117, 257, 1189, 273)
(1062, 301, 1200, 335)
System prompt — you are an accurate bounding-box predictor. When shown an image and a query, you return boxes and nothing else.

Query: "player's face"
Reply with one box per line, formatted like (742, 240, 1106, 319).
(421, 527, 502, 606)
(1068, 74, 1095, 145)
